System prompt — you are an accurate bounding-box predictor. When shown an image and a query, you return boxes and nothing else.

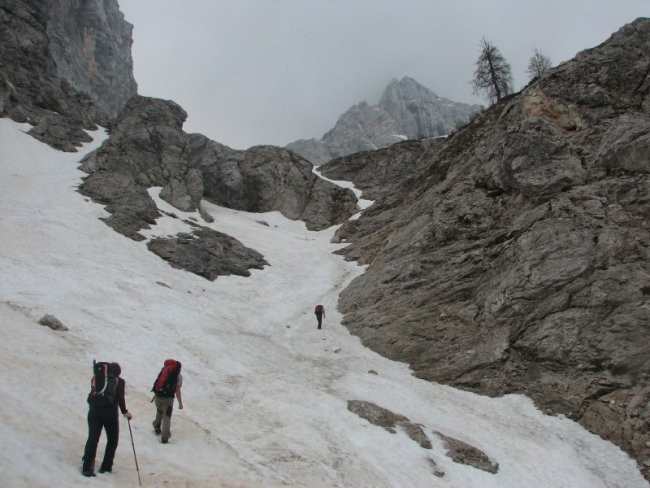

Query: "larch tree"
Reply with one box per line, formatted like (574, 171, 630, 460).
(471, 37, 513, 104)
(527, 48, 552, 80)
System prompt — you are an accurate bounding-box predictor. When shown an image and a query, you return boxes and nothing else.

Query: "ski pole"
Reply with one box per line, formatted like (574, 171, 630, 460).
(127, 418, 142, 486)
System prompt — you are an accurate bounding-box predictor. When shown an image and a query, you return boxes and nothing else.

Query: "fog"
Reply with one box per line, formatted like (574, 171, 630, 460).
(120, 1, 649, 149)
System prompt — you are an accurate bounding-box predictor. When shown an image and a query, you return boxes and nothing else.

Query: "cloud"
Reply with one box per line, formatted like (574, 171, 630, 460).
(120, 0, 649, 149)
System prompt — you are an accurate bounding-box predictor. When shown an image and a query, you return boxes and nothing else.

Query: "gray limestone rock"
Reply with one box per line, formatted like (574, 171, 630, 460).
(347, 400, 431, 449)
(160, 168, 204, 213)
(38, 314, 68, 331)
(147, 227, 268, 281)
(189, 135, 359, 231)
(435, 432, 498, 474)
(328, 18, 650, 479)
(46, 0, 138, 119)
(0, 0, 135, 149)
(287, 77, 481, 164)
(380, 77, 482, 140)
(284, 138, 332, 167)
(79, 95, 357, 242)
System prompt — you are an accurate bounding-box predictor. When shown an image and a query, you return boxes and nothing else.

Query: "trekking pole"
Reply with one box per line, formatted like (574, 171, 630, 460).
(127, 418, 142, 486)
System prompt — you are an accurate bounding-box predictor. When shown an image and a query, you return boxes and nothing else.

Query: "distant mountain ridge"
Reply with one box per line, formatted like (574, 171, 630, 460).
(286, 77, 482, 164)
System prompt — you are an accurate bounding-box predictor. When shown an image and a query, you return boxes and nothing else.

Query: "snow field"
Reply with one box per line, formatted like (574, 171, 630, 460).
(0, 118, 646, 488)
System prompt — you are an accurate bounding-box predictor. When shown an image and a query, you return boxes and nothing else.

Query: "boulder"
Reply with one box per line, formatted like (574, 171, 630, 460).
(147, 227, 268, 281)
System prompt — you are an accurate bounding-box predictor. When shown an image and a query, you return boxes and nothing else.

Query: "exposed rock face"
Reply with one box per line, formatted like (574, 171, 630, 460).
(323, 19, 650, 478)
(380, 77, 482, 140)
(347, 400, 498, 476)
(0, 0, 136, 149)
(79, 95, 356, 279)
(287, 77, 481, 164)
(147, 228, 268, 280)
(194, 138, 358, 230)
(287, 102, 405, 165)
(47, 0, 137, 119)
(0, 0, 98, 149)
(79, 96, 184, 240)
(347, 400, 432, 449)
(80, 95, 358, 241)
(434, 432, 498, 474)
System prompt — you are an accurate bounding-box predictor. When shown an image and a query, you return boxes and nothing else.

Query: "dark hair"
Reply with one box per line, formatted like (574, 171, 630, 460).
(176, 361, 182, 373)
(110, 362, 121, 376)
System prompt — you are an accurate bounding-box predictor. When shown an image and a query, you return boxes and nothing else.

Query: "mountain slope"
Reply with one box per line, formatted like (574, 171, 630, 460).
(1, 117, 647, 488)
(321, 18, 650, 479)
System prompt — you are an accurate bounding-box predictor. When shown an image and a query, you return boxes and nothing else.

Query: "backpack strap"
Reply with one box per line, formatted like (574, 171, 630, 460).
(97, 363, 109, 395)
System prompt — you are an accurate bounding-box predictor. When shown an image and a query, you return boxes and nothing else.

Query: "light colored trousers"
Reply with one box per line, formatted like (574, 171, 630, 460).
(153, 395, 175, 440)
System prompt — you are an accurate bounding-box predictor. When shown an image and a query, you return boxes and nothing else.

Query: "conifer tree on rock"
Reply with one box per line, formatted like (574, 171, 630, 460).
(471, 37, 513, 103)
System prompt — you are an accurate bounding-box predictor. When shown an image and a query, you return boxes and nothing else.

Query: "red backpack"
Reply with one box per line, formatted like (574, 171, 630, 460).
(152, 359, 180, 397)
(315, 305, 324, 314)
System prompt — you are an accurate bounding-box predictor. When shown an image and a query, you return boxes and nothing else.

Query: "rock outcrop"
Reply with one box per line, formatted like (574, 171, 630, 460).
(287, 77, 481, 164)
(434, 432, 499, 474)
(323, 18, 650, 478)
(147, 227, 268, 280)
(47, 0, 138, 119)
(347, 400, 499, 476)
(79, 95, 358, 240)
(2, 1, 354, 281)
(0, 0, 137, 149)
(347, 400, 432, 450)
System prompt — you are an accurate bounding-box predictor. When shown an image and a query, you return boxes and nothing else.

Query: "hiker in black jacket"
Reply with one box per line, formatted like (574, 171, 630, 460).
(315, 304, 325, 329)
(82, 362, 132, 477)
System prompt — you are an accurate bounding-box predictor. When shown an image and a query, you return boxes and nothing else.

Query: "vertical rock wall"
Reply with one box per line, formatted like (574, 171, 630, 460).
(47, 0, 137, 119)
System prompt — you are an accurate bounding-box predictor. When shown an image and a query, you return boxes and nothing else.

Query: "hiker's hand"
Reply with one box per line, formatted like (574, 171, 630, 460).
(178, 402, 184, 410)
(124, 411, 133, 420)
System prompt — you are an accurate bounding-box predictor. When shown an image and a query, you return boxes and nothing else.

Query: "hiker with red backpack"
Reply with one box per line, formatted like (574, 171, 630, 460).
(82, 361, 133, 477)
(152, 359, 184, 444)
(315, 304, 325, 329)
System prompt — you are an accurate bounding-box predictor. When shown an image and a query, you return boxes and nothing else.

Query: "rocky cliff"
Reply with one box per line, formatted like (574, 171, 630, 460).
(79, 95, 358, 277)
(47, 0, 138, 119)
(0, 0, 137, 150)
(2, 1, 356, 280)
(321, 18, 650, 478)
(287, 77, 481, 164)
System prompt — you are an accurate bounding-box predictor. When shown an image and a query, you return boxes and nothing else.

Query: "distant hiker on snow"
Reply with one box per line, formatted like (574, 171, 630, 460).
(82, 361, 132, 477)
(315, 304, 325, 329)
(152, 359, 184, 444)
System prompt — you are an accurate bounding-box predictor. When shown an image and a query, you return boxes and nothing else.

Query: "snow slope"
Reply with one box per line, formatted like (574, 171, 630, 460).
(0, 118, 646, 488)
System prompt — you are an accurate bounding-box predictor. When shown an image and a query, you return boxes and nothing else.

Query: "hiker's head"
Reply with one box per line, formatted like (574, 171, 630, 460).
(110, 362, 121, 376)
(176, 361, 182, 373)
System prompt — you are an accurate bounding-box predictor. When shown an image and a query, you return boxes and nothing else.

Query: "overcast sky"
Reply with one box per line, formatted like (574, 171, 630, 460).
(119, 1, 648, 150)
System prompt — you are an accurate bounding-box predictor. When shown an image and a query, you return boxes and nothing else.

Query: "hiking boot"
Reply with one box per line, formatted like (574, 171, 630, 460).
(161, 437, 169, 444)
(154, 426, 161, 435)
(81, 470, 96, 477)
(99, 467, 112, 473)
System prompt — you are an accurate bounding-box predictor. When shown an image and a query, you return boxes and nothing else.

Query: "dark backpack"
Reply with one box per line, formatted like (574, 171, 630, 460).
(315, 305, 324, 314)
(87, 360, 118, 407)
(152, 359, 180, 398)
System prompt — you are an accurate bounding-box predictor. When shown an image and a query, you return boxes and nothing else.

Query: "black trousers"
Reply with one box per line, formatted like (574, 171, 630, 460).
(82, 406, 119, 472)
(316, 312, 323, 329)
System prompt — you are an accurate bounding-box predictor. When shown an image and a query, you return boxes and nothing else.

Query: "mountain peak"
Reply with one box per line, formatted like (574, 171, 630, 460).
(287, 77, 481, 164)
